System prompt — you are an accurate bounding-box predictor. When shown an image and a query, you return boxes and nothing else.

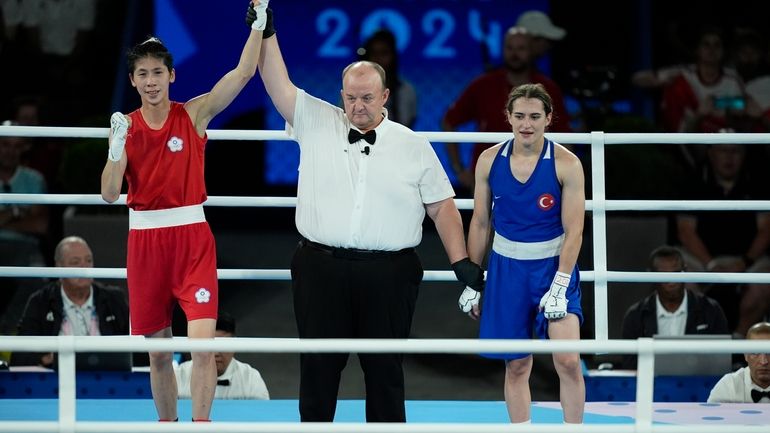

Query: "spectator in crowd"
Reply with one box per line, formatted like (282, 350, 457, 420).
(635, 26, 748, 169)
(0, 120, 48, 335)
(12, 236, 129, 367)
(732, 29, 770, 134)
(732, 29, 768, 85)
(708, 321, 770, 403)
(632, 27, 739, 91)
(660, 28, 746, 135)
(9, 96, 62, 192)
(727, 29, 770, 181)
(514, 10, 566, 73)
(176, 312, 269, 400)
(676, 143, 770, 337)
(621, 245, 729, 369)
(442, 26, 571, 193)
(358, 29, 417, 128)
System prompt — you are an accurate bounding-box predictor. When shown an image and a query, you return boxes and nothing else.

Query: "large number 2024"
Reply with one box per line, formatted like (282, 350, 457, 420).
(316, 8, 501, 59)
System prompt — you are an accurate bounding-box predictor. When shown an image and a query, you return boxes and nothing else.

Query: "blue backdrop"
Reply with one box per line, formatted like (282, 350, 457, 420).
(155, 0, 548, 185)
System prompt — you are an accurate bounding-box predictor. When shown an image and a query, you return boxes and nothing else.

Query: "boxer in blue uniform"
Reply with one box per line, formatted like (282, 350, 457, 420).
(460, 83, 585, 424)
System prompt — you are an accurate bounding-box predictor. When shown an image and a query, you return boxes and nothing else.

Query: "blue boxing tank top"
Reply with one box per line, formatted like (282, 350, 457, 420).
(489, 138, 564, 243)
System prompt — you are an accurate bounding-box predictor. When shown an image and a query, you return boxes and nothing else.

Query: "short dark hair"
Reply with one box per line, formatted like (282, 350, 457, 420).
(127, 36, 174, 74)
(648, 245, 685, 271)
(216, 312, 236, 335)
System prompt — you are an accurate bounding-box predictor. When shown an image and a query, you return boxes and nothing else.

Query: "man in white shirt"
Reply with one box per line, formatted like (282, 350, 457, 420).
(621, 246, 729, 368)
(255, 6, 483, 422)
(708, 322, 770, 403)
(175, 312, 268, 400)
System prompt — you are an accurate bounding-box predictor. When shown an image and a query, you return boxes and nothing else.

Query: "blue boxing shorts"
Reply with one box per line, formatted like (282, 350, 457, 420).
(478, 249, 583, 360)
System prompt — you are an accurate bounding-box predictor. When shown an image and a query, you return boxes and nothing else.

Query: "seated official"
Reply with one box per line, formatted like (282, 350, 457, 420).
(175, 312, 269, 400)
(13, 236, 129, 367)
(621, 246, 729, 369)
(708, 322, 770, 403)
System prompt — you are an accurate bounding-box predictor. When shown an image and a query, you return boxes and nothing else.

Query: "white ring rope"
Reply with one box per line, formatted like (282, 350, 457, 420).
(2, 335, 770, 355)
(5, 194, 770, 212)
(3, 124, 770, 144)
(2, 126, 770, 433)
(3, 267, 770, 285)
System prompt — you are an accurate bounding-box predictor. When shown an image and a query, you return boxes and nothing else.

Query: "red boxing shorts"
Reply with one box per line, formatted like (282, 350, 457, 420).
(126, 205, 218, 335)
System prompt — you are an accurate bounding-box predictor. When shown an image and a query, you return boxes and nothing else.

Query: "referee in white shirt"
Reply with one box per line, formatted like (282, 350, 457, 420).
(256, 8, 484, 422)
(708, 322, 770, 403)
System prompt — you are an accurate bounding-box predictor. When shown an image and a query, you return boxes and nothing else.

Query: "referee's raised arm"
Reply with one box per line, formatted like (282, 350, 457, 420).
(257, 8, 298, 126)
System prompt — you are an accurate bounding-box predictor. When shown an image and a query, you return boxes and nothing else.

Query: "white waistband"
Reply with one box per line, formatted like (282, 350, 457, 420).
(129, 204, 206, 230)
(492, 232, 564, 260)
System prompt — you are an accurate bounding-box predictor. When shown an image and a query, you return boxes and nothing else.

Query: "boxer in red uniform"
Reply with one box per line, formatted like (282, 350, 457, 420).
(100, 1, 270, 422)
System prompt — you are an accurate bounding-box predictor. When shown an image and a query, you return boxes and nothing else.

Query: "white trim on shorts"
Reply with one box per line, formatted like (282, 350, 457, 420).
(128, 204, 206, 230)
(492, 232, 564, 260)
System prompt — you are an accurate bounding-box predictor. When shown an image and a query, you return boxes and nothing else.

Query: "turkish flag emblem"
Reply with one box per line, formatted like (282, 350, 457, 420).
(537, 193, 556, 211)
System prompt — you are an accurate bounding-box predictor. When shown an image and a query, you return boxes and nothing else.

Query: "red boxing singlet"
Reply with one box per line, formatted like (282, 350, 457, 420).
(125, 102, 208, 210)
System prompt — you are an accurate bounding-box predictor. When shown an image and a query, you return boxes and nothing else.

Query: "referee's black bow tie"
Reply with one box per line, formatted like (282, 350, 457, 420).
(751, 389, 770, 402)
(217, 379, 230, 386)
(348, 129, 376, 145)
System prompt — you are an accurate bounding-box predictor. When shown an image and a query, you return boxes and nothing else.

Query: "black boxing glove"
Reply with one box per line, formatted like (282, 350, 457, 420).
(451, 258, 485, 292)
(245, 1, 257, 27)
(263, 8, 275, 38)
(245, 2, 275, 39)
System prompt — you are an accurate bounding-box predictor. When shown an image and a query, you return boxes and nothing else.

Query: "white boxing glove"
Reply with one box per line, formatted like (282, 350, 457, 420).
(539, 271, 570, 320)
(251, 0, 269, 31)
(458, 286, 480, 313)
(108, 112, 129, 162)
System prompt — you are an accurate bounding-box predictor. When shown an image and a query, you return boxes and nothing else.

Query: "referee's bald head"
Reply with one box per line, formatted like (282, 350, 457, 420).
(342, 61, 387, 91)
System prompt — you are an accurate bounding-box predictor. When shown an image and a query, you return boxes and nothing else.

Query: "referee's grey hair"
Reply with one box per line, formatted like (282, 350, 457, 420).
(54, 236, 89, 263)
(341, 61, 387, 91)
(747, 322, 770, 339)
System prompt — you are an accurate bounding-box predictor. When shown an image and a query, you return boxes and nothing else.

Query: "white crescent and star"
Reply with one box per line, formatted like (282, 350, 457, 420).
(538, 193, 555, 210)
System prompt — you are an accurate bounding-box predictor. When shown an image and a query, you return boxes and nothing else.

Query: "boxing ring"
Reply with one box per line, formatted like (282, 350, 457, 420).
(1, 125, 770, 432)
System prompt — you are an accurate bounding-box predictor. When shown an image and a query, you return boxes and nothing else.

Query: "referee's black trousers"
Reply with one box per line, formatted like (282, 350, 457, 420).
(291, 240, 422, 422)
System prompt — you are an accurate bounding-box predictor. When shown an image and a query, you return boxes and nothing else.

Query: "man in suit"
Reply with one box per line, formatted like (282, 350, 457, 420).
(13, 236, 129, 367)
(621, 245, 729, 368)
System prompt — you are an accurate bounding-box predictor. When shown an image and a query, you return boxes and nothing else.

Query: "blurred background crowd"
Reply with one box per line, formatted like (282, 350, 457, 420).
(1, 0, 769, 401)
